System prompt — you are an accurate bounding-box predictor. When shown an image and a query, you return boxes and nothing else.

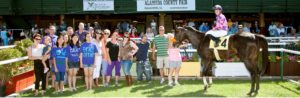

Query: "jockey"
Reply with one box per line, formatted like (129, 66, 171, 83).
(206, 5, 228, 47)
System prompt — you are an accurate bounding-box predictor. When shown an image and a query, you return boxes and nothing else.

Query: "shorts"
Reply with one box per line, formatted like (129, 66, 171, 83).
(156, 56, 169, 69)
(101, 60, 109, 76)
(68, 62, 79, 69)
(55, 72, 65, 82)
(84, 64, 93, 68)
(169, 61, 182, 68)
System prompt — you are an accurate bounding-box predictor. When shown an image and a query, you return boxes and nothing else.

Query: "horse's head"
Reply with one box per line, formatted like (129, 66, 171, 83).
(174, 27, 189, 47)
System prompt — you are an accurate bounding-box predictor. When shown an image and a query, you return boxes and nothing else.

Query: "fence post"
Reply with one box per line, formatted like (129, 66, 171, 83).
(280, 48, 284, 80)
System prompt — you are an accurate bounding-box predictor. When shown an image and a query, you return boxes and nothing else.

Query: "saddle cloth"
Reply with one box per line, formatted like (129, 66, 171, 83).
(209, 35, 231, 50)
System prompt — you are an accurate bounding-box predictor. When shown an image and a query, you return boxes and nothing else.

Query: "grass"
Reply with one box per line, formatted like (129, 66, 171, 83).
(20, 79, 300, 97)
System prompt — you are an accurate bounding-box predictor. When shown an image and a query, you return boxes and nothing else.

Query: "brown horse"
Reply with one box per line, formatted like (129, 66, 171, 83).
(174, 27, 269, 96)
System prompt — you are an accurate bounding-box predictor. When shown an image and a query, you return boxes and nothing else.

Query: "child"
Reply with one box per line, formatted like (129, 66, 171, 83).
(42, 36, 51, 74)
(168, 34, 183, 87)
(41, 36, 51, 90)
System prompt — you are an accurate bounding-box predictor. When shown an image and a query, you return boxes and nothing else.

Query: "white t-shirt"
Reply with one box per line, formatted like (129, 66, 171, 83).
(30, 44, 45, 58)
(277, 28, 285, 34)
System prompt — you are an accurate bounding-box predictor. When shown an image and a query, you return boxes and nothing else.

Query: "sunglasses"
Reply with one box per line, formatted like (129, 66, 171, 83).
(35, 38, 41, 40)
(104, 33, 110, 35)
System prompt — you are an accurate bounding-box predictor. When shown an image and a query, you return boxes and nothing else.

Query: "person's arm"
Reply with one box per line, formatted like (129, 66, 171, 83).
(53, 58, 58, 72)
(129, 41, 139, 55)
(106, 48, 112, 65)
(79, 53, 83, 68)
(151, 41, 156, 60)
(65, 58, 69, 72)
(93, 45, 98, 68)
(101, 40, 107, 58)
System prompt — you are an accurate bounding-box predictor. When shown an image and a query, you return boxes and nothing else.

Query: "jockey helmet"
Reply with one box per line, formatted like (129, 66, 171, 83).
(213, 5, 223, 11)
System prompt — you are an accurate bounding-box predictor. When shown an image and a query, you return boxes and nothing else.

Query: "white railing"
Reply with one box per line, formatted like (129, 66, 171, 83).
(0, 56, 28, 65)
(0, 45, 15, 50)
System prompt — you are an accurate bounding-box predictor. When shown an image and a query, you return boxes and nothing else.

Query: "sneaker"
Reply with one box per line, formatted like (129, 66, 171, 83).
(44, 68, 49, 74)
(73, 88, 77, 91)
(52, 91, 58, 95)
(104, 83, 109, 87)
(69, 88, 73, 92)
(175, 81, 181, 86)
(147, 81, 152, 84)
(160, 78, 165, 84)
(115, 83, 119, 87)
(41, 90, 45, 96)
(168, 82, 173, 87)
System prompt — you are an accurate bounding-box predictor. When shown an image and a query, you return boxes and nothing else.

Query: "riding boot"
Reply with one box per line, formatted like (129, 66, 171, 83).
(125, 75, 129, 86)
(207, 34, 220, 47)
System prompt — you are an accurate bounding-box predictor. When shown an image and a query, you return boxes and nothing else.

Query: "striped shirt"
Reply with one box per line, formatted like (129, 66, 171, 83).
(153, 35, 168, 57)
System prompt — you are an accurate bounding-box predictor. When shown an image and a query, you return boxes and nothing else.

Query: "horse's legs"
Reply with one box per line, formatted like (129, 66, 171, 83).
(202, 76, 208, 91)
(247, 73, 256, 96)
(201, 60, 212, 92)
(254, 74, 260, 93)
(244, 60, 256, 96)
(208, 76, 213, 87)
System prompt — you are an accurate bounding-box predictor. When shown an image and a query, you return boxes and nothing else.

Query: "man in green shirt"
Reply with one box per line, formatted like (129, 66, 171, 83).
(152, 26, 169, 84)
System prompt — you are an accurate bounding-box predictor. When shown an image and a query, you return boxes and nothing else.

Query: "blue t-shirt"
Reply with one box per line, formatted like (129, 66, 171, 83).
(52, 47, 67, 72)
(80, 42, 98, 65)
(0, 31, 7, 39)
(66, 45, 80, 62)
(136, 42, 149, 61)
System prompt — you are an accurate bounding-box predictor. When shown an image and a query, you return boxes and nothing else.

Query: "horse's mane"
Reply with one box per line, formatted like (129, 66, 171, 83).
(237, 32, 267, 40)
(184, 26, 204, 33)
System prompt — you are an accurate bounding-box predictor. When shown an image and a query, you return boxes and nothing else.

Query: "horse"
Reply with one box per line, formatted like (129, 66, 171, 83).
(174, 26, 269, 96)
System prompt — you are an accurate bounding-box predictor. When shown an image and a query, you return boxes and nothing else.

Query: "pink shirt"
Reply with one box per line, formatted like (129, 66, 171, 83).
(168, 48, 182, 61)
(213, 14, 228, 31)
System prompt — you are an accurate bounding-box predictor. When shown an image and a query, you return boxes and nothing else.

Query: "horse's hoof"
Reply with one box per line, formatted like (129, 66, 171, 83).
(208, 84, 212, 88)
(247, 92, 253, 96)
(204, 85, 208, 92)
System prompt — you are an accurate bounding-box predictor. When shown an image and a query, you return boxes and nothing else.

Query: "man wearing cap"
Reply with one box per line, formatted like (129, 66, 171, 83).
(206, 5, 228, 47)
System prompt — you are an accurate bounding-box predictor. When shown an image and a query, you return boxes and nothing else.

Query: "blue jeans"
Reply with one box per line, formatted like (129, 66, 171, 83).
(121, 60, 132, 75)
(136, 60, 152, 81)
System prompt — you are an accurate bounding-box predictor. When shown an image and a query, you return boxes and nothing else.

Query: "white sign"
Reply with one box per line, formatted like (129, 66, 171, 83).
(215, 62, 250, 77)
(83, 0, 114, 11)
(137, 0, 195, 11)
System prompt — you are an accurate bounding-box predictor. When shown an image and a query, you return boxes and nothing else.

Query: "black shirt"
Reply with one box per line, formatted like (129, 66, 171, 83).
(136, 42, 149, 61)
(106, 41, 120, 61)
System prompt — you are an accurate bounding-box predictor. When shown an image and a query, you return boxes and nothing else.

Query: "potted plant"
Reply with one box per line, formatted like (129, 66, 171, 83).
(0, 39, 34, 96)
(0, 48, 22, 96)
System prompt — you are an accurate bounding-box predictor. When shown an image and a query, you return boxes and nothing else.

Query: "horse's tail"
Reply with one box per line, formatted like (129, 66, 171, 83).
(256, 35, 269, 76)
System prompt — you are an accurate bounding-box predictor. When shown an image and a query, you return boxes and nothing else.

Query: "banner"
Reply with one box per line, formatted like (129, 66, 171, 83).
(83, 0, 114, 11)
(137, 0, 195, 11)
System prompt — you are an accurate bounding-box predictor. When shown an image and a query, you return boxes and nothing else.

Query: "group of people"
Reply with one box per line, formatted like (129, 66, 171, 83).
(27, 20, 184, 96)
(0, 26, 13, 46)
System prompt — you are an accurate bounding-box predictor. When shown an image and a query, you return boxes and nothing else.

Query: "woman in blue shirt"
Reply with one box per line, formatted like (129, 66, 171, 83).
(66, 34, 80, 91)
(80, 32, 98, 90)
(52, 35, 67, 94)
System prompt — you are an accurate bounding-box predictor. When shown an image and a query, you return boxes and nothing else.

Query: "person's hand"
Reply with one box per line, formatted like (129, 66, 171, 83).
(55, 68, 58, 73)
(80, 63, 83, 68)
(108, 60, 112, 65)
(152, 56, 156, 61)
